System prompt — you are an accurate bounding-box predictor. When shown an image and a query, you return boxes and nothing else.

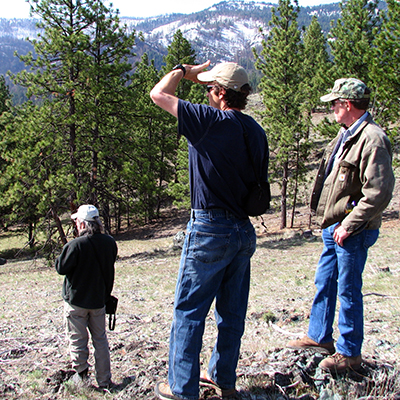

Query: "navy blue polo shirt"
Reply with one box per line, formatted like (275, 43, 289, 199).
(178, 100, 269, 219)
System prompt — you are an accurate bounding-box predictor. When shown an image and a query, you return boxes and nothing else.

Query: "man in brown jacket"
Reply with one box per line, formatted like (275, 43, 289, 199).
(288, 78, 395, 372)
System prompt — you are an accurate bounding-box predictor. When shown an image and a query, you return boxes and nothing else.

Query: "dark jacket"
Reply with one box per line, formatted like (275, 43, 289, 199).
(310, 113, 394, 233)
(55, 233, 117, 309)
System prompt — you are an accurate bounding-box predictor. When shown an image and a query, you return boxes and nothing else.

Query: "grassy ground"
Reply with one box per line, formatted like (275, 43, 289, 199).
(0, 204, 399, 399)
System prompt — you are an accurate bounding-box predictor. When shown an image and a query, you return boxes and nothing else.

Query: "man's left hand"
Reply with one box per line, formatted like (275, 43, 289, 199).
(183, 60, 211, 83)
(333, 224, 350, 246)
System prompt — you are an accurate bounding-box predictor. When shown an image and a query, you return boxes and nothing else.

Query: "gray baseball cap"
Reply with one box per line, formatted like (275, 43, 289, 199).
(320, 78, 370, 102)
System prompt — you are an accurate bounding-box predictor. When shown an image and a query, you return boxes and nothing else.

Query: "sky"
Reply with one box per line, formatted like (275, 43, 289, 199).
(2, 0, 340, 19)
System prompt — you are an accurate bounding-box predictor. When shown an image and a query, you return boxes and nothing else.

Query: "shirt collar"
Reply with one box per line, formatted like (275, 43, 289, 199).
(343, 111, 369, 137)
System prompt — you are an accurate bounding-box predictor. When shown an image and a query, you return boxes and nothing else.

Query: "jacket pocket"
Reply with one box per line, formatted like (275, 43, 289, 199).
(337, 160, 357, 190)
(319, 160, 359, 228)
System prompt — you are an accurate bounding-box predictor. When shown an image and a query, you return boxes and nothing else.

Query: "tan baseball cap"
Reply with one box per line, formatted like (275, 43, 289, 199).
(197, 62, 249, 92)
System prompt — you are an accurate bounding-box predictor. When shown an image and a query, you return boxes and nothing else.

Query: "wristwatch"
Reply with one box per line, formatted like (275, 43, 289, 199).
(172, 64, 186, 77)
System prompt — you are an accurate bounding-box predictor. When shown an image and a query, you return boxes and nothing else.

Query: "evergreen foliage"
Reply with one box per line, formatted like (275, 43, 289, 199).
(0, 76, 12, 232)
(0, 76, 11, 116)
(302, 15, 339, 141)
(0, 101, 71, 247)
(162, 30, 206, 210)
(0, 0, 399, 255)
(254, 0, 312, 229)
(2, 0, 138, 245)
(128, 53, 177, 222)
(328, 0, 382, 85)
(370, 0, 400, 151)
(301, 16, 332, 115)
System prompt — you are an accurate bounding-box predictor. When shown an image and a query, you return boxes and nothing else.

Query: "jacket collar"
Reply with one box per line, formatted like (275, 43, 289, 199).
(345, 111, 370, 139)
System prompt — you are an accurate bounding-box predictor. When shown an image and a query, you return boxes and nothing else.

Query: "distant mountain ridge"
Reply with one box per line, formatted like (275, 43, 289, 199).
(125, 0, 342, 67)
(0, 0, 342, 78)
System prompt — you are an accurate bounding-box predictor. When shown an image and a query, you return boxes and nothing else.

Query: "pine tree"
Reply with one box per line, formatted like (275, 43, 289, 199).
(0, 76, 12, 231)
(163, 30, 198, 101)
(370, 0, 400, 146)
(68, 1, 137, 231)
(0, 76, 11, 116)
(301, 16, 332, 116)
(253, 0, 311, 229)
(4, 0, 137, 243)
(0, 101, 70, 247)
(126, 53, 177, 222)
(328, 0, 381, 84)
(316, 0, 383, 152)
(162, 30, 206, 209)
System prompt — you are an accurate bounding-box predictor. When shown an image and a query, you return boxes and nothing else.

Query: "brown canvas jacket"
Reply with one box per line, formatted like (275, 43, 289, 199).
(310, 113, 395, 233)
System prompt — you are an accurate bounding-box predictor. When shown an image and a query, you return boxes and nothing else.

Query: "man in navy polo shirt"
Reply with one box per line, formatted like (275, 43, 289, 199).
(151, 61, 269, 400)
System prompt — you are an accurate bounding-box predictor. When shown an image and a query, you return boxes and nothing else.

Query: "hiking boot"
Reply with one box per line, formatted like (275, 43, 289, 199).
(319, 352, 362, 373)
(98, 381, 117, 391)
(71, 367, 89, 387)
(200, 371, 237, 398)
(287, 336, 335, 354)
(155, 381, 198, 400)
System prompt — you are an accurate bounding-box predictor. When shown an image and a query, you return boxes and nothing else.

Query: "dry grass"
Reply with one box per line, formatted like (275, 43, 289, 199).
(0, 203, 399, 399)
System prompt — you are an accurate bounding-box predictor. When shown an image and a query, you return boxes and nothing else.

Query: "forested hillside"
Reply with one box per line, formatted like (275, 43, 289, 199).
(0, 1, 344, 80)
(0, 0, 398, 256)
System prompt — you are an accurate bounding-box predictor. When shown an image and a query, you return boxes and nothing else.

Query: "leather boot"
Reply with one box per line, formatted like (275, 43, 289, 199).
(287, 336, 335, 354)
(319, 352, 362, 373)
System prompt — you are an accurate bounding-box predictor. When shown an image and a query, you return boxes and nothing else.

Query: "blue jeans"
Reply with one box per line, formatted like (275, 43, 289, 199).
(308, 224, 379, 357)
(168, 209, 256, 400)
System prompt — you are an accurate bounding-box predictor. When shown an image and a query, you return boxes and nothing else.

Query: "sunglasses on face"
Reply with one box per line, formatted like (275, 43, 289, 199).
(331, 99, 346, 107)
(206, 85, 215, 93)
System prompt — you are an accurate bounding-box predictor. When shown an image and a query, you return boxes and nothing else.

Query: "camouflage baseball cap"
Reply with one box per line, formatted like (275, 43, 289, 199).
(320, 78, 370, 102)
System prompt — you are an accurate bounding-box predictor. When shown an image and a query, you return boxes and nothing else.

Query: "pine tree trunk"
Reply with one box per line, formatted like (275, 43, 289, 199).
(280, 162, 289, 229)
(290, 147, 300, 228)
(102, 202, 111, 234)
(51, 207, 67, 245)
(28, 223, 35, 248)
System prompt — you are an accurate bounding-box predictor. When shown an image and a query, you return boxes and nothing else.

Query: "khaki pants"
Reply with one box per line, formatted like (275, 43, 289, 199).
(64, 302, 111, 387)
